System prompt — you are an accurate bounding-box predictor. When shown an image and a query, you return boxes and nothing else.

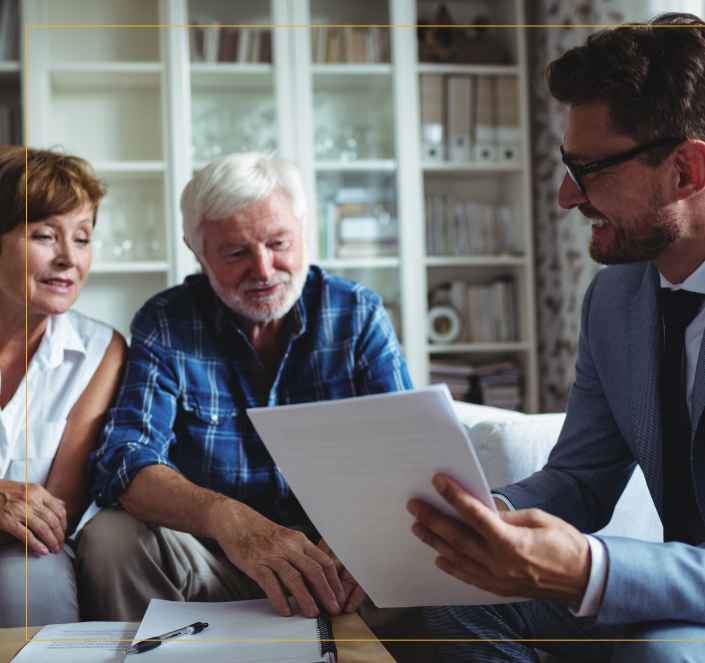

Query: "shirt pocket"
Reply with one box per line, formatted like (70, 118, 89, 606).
(176, 395, 240, 478)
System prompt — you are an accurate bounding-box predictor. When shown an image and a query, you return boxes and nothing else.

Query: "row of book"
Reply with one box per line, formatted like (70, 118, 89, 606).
(429, 278, 518, 344)
(420, 74, 521, 163)
(425, 194, 520, 257)
(190, 26, 272, 64)
(311, 27, 391, 64)
(431, 360, 523, 411)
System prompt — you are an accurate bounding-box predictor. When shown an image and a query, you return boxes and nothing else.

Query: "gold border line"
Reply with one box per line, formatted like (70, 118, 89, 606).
(26, 22, 705, 29)
(23, 20, 30, 643)
(23, 18, 704, 647)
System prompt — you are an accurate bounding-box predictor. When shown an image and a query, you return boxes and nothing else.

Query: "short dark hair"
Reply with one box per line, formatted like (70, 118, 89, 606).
(547, 13, 705, 155)
(0, 146, 106, 236)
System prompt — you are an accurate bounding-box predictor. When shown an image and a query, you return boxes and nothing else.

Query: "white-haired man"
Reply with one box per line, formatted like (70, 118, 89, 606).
(77, 153, 412, 621)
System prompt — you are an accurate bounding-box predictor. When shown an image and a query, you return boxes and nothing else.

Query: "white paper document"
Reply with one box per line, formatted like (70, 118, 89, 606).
(11, 622, 136, 662)
(248, 385, 524, 607)
(132, 598, 332, 662)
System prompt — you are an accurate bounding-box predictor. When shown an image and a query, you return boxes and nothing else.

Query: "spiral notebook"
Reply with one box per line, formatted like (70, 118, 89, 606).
(133, 598, 336, 662)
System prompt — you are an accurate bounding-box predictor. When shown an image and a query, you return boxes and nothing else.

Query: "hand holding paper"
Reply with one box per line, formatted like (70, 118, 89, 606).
(409, 473, 591, 604)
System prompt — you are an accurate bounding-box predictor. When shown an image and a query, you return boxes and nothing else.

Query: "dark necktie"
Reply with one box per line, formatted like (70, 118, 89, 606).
(660, 288, 705, 544)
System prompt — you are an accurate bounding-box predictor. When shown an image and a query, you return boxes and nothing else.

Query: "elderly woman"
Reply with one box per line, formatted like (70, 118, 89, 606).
(0, 147, 126, 626)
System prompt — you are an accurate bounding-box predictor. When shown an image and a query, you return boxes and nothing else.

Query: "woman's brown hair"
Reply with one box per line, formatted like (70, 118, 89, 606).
(0, 146, 106, 236)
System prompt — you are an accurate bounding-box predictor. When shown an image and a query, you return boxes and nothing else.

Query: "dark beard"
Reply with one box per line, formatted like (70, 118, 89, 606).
(587, 205, 679, 265)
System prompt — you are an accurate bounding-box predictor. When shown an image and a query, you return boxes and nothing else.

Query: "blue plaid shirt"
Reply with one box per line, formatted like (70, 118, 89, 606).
(91, 266, 412, 528)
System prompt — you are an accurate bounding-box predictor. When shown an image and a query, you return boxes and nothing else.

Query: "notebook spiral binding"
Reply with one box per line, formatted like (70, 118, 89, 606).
(316, 615, 338, 662)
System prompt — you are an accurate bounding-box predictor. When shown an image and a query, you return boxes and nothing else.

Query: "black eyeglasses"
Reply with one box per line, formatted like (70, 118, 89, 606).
(560, 137, 684, 194)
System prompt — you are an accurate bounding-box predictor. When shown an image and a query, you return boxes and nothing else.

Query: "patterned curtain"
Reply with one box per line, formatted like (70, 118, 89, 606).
(528, 0, 663, 411)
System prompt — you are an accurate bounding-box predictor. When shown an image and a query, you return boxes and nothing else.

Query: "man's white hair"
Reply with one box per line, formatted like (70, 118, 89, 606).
(181, 152, 307, 257)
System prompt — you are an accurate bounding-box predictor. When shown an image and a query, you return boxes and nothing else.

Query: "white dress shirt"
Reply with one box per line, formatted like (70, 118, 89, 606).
(496, 259, 705, 617)
(0, 310, 112, 486)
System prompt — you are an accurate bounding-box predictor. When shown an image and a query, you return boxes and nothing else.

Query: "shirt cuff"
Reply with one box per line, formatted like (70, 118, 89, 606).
(570, 534, 607, 617)
(491, 493, 515, 511)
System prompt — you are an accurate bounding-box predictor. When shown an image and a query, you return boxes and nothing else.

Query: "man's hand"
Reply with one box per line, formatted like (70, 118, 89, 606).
(211, 500, 345, 618)
(317, 539, 367, 613)
(407, 473, 590, 604)
(0, 480, 67, 555)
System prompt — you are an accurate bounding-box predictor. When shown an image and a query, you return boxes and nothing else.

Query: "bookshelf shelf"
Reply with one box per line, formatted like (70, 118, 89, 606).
(190, 63, 273, 90)
(428, 342, 531, 354)
(425, 255, 527, 267)
(312, 64, 393, 76)
(50, 63, 162, 89)
(320, 257, 400, 270)
(315, 160, 396, 172)
(93, 161, 165, 174)
(0, 61, 19, 73)
(91, 262, 170, 274)
(417, 63, 520, 76)
(422, 161, 523, 173)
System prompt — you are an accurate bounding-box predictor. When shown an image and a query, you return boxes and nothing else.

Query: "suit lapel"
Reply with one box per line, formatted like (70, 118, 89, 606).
(689, 316, 705, 523)
(628, 264, 663, 513)
(690, 331, 705, 430)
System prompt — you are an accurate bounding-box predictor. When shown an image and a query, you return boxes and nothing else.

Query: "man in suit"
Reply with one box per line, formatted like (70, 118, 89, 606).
(408, 13, 705, 662)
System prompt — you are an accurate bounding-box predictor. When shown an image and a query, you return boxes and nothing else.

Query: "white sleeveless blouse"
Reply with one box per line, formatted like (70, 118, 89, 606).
(0, 310, 113, 485)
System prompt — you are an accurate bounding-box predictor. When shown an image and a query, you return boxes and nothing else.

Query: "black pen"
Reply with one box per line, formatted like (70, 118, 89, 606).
(126, 621, 209, 655)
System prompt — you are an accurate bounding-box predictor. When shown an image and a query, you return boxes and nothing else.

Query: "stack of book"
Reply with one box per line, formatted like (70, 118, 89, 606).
(420, 74, 520, 163)
(190, 26, 272, 63)
(311, 27, 390, 63)
(429, 360, 524, 411)
(425, 194, 518, 256)
(474, 361, 523, 410)
(429, 361, 473, 401)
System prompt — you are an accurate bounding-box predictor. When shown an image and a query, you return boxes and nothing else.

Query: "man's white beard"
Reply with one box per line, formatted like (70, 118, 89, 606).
(210, 265, 308, 324)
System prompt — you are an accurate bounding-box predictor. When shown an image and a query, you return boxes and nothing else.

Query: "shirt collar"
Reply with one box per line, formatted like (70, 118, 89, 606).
(659, 259, 705, 294)
(35, 312, 87, 370)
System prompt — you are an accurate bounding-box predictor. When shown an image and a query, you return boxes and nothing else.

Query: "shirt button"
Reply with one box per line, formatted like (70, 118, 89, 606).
(210, 414, 219, 423)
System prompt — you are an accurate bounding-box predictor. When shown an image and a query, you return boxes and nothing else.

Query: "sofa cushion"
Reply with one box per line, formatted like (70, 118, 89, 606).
(454, 407, 662, 543)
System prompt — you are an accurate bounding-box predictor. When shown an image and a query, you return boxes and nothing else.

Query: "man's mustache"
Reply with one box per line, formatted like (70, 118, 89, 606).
(579, 204, 607, 221)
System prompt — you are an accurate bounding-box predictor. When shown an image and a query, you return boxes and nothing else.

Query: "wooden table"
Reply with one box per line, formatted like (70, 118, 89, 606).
(0, 613, 395, 662)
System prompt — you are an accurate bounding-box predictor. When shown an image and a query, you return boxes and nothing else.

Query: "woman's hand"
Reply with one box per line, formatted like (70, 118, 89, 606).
(0, 480, 67, 555)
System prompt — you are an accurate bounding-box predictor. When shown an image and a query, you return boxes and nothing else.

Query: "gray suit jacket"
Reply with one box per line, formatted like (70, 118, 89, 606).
(498, 262, 705, 625)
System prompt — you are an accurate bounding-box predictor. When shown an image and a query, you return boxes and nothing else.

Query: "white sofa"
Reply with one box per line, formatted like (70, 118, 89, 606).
(453, 401, 662, 542)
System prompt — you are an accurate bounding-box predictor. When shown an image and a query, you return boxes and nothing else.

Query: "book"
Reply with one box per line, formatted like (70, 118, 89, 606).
(218, 27, 239, 62)
(446, 76, 473, 162)
(134, 598, 337, 662)
(474, 76, 497, 161)
(419, 74, 444, 161)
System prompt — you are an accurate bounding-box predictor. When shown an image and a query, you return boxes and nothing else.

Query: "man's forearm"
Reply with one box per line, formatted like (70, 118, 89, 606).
(119, 464, 246, 540)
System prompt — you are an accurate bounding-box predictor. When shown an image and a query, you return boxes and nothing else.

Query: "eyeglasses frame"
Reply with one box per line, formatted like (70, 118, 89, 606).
(560, 137, 685, 194)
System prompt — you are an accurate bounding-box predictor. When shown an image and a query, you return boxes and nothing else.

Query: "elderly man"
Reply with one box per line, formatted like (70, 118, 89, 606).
(410, 13, 705, 663)
(77, 153, 411, 620)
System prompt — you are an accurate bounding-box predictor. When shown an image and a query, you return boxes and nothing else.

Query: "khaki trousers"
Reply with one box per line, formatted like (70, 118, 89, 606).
(76, 508, 263, 620)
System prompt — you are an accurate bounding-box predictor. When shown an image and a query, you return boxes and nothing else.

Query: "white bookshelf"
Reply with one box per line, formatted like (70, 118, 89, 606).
(23, 0, 538, 410)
